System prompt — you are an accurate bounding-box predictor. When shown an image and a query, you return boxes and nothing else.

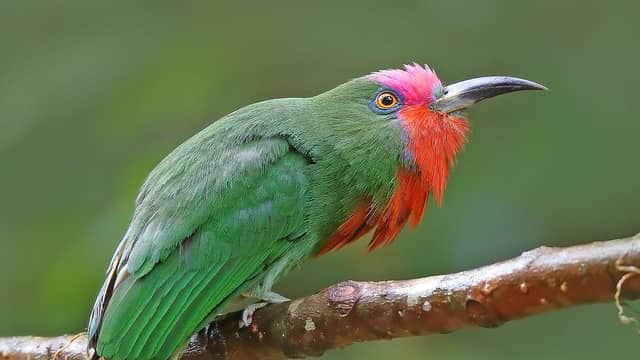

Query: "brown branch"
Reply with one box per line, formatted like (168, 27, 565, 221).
(2, 233, 640, 360)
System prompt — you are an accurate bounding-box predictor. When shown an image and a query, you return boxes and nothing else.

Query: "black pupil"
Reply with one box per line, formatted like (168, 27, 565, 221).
(381, 94, 394, 106)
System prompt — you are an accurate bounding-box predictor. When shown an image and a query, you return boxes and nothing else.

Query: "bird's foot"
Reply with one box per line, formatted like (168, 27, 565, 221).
(238, 291, 290, 328)
(239, 302, 268, 328)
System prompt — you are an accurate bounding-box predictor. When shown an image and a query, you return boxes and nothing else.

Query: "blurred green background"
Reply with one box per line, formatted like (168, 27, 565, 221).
(1, 0, 639, 359)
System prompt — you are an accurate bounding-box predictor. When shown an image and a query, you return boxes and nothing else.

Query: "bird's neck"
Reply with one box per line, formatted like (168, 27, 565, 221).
(317, 107, 468, 255)
(367, 108, 469, 250)
(400, 106, 470, 202)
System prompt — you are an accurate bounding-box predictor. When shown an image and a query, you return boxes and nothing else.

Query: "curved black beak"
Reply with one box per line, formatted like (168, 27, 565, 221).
(430, 76, 547, 114)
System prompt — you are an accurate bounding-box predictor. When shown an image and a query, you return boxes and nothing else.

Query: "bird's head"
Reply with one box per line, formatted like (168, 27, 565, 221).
(365, 64, 545, 201)
(308, 64, 545, 253)
(314, 63, 545, 204)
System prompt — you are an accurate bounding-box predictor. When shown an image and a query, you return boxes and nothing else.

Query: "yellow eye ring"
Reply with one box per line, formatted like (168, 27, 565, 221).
(376, 91, 398, 109)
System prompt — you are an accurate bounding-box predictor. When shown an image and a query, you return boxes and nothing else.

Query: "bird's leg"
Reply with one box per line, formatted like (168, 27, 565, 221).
(252, 290, 290, 303)
(239, 291, 290, 328)
(239, 302, 269, 328)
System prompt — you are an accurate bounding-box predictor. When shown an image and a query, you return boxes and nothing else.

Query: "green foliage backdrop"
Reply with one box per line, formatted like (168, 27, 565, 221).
(1, 1, 639, 359)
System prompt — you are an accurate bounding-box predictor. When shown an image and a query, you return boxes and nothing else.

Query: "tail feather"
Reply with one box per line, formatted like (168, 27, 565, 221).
(95, 250, 270, 360)
(112, 271, 192, 359)
(88, 235, 130, 356)
(132, 267, 221, 359)
(156, 259, 263, 357)
(127, 271, 198, 358)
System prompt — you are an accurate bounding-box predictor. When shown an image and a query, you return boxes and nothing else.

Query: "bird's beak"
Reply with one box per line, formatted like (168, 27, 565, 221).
(430, 76, 547, 114)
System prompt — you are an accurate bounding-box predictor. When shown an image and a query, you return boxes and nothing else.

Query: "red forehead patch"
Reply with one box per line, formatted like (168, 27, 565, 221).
(368, 64, 442, 106)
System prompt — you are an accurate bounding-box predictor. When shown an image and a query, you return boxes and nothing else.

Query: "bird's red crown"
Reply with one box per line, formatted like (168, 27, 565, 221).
(368, 63, 442, 106)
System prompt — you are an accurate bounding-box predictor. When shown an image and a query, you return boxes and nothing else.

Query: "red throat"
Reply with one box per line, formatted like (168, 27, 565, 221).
(318, 107, 469, 255)
(399, 106, 470, 204)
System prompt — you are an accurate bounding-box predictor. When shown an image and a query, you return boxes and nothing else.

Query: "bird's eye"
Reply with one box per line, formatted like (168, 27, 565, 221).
(375, 91, 398, 110)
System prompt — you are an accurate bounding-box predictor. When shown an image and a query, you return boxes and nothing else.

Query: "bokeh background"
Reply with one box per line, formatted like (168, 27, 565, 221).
(1, 1, 639, 359)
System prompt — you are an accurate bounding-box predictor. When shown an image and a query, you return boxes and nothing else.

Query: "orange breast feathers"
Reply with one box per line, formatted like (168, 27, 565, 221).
(318, 105, 469, 255)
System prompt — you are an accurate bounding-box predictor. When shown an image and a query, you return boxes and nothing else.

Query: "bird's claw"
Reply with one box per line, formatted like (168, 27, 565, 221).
(239, 302, 269, 328)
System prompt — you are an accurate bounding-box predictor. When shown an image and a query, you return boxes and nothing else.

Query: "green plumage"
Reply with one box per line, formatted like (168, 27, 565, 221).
(89, 64, 546, 359)
(88, 78, 405, 360)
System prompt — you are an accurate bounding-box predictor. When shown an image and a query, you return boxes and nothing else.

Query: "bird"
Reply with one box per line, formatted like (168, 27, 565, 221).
(87, 63, 545, 360)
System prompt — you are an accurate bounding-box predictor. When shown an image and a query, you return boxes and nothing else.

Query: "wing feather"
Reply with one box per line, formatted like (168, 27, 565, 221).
(89, 136, 309, 360)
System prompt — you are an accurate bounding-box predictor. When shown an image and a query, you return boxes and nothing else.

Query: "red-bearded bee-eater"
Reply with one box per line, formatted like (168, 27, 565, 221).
(88, 64, 545, 360)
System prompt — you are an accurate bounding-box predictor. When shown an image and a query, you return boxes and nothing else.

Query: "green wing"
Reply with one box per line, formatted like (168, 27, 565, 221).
(89, 136, 309, 360)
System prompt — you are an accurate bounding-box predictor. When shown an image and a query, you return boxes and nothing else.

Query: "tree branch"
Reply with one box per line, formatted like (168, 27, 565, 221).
(2, 233, 640, 360)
